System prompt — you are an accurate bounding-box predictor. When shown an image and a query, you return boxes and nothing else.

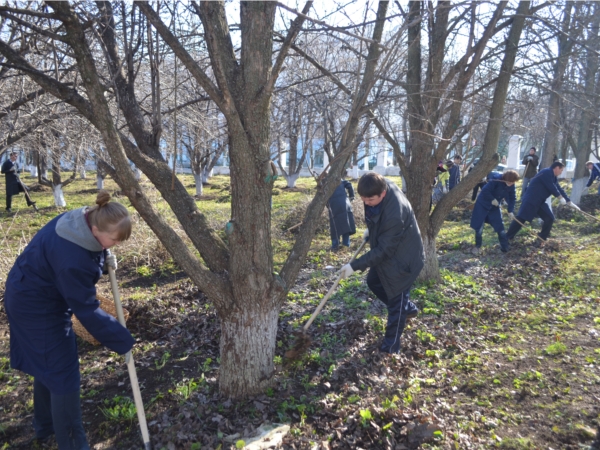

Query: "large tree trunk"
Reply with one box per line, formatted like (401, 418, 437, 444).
(193, 173, 203, 196)
(218, 306, 279, 396)
(540, 2, 575, 169)
(420, 235, 440, 282)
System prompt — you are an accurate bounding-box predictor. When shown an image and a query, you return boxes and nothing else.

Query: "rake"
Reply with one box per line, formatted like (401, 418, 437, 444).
(284, 237, 367, 361)
(108, 266, 151, 450)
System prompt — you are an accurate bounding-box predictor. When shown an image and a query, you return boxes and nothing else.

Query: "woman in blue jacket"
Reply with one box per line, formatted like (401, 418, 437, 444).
(470, 170, 519, 253)
(4, 190, 134, 449)
(327, 179, 356, 250)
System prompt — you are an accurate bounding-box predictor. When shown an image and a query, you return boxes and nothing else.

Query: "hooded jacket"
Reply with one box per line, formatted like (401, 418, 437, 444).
(350, 181, 424, 299)
(4, 208, 134, 394)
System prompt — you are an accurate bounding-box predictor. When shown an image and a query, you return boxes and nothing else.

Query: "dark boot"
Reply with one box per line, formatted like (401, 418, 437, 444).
(498, 231, 509, 252)
(475, 231, 482, 248)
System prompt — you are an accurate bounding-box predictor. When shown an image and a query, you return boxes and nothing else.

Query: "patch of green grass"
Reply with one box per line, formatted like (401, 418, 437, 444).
(544, 342, 567, 356)
(100, 396, 137, 423)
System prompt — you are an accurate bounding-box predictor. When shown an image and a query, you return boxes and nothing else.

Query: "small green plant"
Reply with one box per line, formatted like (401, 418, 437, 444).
(155, 351, 171, 370)
(381, 395, 399, 411)
(544, 342, 567, 356)
(235, 440, 246, 449)
(136, 265, 152, 277)
(173, 378, 200, 402)
(347, 394, 360, 404)
(416, 329, 436, 344)
(100, 396, 137, 423)
(359, 409, 373, 426)
(273, 355, 282, 365)
(202, 358, 212, 372)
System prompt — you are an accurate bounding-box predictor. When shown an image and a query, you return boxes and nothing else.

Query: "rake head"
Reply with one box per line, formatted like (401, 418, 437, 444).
(284, 330, 312, 362)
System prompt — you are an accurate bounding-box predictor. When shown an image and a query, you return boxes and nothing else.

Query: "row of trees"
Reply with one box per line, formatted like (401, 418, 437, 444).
(0, 1, 598, 396)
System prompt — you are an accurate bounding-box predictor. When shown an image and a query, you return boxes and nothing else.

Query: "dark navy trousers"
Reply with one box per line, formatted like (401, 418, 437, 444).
(33, 378, 90, 450)
(367, 269, 415, 353)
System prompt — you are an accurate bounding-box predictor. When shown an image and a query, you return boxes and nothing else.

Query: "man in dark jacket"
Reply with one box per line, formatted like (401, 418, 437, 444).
(506, 161, 580, 243)
(327, 179, 356, 250)
(2, 152, 21, 212)
(1, 151, 36, 212)
(448, 155, 462, 190)
(585, 161, 600, 195)
(521, 147, 539, 198)
(339, 172, 425, 353)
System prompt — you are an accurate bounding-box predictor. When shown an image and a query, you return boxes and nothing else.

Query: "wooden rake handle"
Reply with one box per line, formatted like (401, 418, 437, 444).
(109, 267, 152, 450)
(302, 238, 368, 332)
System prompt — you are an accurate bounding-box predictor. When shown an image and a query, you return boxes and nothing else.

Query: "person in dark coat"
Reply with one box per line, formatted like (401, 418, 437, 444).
(506, 161, 580, 243)
(470, 170, 519, 254)
(4, 190, 134, 449)
(521, 147, 539, 198)
(339, 172, 425, 354)
(1, 151, 34, 212)
(448, 155, 462, 190)
(585, 161, 600, 195)
(327, 179, 356, 250)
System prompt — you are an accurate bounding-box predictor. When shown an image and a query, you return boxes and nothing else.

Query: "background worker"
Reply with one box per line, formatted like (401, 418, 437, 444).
(448, 155, 462, 190)
(470, 170, 519, 254)
(1, 151, 36, 212)
(506, 161, 580, 244)
(521, 147, 539, 198)
(338, 172, 424, 354)
(4, 191, 134, 449)
(585, 161, 600, 195)
(327, 178, 356, 251)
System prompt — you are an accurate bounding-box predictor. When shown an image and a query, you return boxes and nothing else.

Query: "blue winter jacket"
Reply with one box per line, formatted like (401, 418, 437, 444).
(470, 172, 516, 233)
(517, 168, 569, 222)
(586, 163, 600, 187)
(5, 208, 134, 395)
(448, 165, 460, 190)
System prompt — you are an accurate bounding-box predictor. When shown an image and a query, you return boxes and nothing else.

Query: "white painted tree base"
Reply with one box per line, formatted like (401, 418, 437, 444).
(285, 173, 300, 188)
(194, 173, 203, 196)
(80, 169, 87, 179)
(53, 184, 67, 207)
(97, 176, 104, 190)
(570, 177, 588, 205)
(30, 166, 38, 177)
(202, 167, 214, 184)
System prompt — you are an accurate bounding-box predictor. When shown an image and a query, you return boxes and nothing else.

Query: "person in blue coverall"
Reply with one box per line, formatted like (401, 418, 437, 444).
(470, 170, 519, 254)
(327, 178, 356, 250)
(585, 161, 600, 195)
(338, 172, 424, 354)
(506, 161, 580, 244)
(448, 155, 462, 190)
(4, 190, 134, 449)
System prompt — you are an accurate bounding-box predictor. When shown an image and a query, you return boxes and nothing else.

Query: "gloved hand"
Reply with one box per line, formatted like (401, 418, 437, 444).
(491, 199, 499, 207)
(508, 212, 515, 221)
(442, 186, 448, 194)
(363, 229, 369, 240)
(567, 201, 581, 211)
(339, 263, 354, 279)
(527, 156, 533, 161)
(9, 166, 15, 172)
(560, 197, 567, 205)
(105, 252, 118, 271)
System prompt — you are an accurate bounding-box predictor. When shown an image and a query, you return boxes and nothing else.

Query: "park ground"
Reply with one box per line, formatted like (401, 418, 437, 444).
(0, 174, 599, 450)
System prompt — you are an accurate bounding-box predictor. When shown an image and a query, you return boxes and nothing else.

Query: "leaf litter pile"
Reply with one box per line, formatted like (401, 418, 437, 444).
(1, 205, 600, 449)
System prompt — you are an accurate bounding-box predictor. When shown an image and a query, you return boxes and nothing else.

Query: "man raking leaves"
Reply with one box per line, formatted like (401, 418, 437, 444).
(340, 172, 424, 354)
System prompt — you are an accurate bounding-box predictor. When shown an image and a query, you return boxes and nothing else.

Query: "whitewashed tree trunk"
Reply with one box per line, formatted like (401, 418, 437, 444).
(194, 173, 203, 196)
(96, 175, 104, 190)
(202, 167, 213, 184)
(218, 307, 278, 397)
(30, 165, 38, 177)
(80, 168, 87, 179)
(418, 235, 441, 283)
(52, 184, 67, 207)
(284, 172, 300, 188)
(570, 177, 588, 205)
(134, 167, 142, 181)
